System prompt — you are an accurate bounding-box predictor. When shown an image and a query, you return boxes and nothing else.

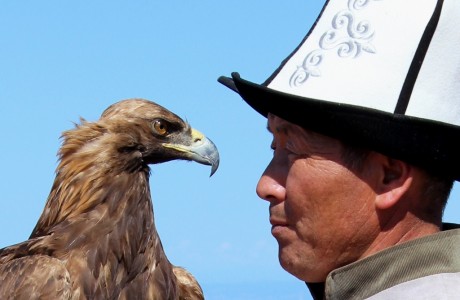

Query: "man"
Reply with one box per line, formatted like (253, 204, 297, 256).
(219, 0, 460, 299)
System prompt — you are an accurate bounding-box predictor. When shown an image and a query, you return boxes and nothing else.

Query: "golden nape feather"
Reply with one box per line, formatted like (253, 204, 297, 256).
(0, 99, 218, 299)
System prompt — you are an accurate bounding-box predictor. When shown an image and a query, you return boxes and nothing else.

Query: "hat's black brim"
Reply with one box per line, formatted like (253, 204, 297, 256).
(219, 72, 460, 181)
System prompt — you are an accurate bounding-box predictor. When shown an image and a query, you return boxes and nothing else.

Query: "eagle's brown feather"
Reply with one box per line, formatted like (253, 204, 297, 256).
(0, 99, 218, 299)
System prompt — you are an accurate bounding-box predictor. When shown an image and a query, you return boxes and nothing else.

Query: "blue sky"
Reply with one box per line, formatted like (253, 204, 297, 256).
(0, 2, 459, 299)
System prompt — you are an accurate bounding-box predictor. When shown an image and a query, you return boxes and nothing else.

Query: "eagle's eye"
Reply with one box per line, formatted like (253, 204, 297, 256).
(153, 120, 168, 136)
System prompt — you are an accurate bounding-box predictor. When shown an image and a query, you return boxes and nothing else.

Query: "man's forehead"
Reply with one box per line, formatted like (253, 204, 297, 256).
(266, 113, 339, 147)
(266, 113, 297, 134)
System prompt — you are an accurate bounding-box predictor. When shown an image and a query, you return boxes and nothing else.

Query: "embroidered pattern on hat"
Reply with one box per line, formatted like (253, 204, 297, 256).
(289, 0, 382, 87)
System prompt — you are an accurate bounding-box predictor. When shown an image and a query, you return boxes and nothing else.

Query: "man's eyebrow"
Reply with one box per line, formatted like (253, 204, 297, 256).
(266, 123, 273, 133)
(266, 122, 291, 135)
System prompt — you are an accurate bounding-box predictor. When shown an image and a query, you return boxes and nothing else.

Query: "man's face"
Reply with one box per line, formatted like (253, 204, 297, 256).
(257, 114, 380, 282)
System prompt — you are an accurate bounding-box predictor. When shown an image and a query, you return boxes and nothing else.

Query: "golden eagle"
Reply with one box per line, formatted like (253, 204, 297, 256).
(0, 99, 219, 299)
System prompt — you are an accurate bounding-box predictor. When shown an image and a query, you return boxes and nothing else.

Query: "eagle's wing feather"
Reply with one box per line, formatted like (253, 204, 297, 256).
(0, 254, 72, 299)
(173, 266, 204, 300)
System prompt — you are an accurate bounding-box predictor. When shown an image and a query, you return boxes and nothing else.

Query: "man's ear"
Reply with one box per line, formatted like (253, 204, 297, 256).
(373, 154, 413, 210)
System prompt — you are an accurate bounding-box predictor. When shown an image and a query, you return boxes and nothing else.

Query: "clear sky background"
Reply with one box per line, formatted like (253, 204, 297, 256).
(1, 2, 459, 300)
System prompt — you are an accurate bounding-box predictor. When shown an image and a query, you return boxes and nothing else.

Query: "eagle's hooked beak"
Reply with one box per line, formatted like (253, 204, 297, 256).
(163, 128, 220, 176)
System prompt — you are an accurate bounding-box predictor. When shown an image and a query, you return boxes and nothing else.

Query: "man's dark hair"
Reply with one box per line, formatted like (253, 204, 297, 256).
(420, 171, 454, 221)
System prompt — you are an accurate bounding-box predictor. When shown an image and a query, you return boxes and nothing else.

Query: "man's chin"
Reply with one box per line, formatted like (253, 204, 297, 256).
(277, 244, 326, 282)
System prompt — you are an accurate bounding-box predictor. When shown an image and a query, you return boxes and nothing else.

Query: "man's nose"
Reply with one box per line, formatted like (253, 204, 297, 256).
(256, 158, 286, 203)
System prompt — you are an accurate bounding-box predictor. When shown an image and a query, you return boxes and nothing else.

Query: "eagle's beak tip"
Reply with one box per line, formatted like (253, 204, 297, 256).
(209, 160, 219, 177)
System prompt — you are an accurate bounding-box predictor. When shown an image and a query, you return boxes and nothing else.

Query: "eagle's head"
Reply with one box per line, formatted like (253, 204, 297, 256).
(95, 98, 219, 175)
(29, 98, 218, 238)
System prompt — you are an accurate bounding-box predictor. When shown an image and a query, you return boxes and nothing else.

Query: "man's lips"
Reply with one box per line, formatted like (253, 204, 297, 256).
(270, 217, 289, 235)
(269, 217, 288, 227)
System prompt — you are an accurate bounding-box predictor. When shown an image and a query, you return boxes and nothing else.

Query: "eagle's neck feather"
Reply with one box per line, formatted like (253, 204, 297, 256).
(25, 121, 179, 298)
(31, 121, 167, 272)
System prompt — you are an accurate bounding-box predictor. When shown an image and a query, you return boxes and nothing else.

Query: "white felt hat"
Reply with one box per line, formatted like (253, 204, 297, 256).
(219, 0, 460, 180)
